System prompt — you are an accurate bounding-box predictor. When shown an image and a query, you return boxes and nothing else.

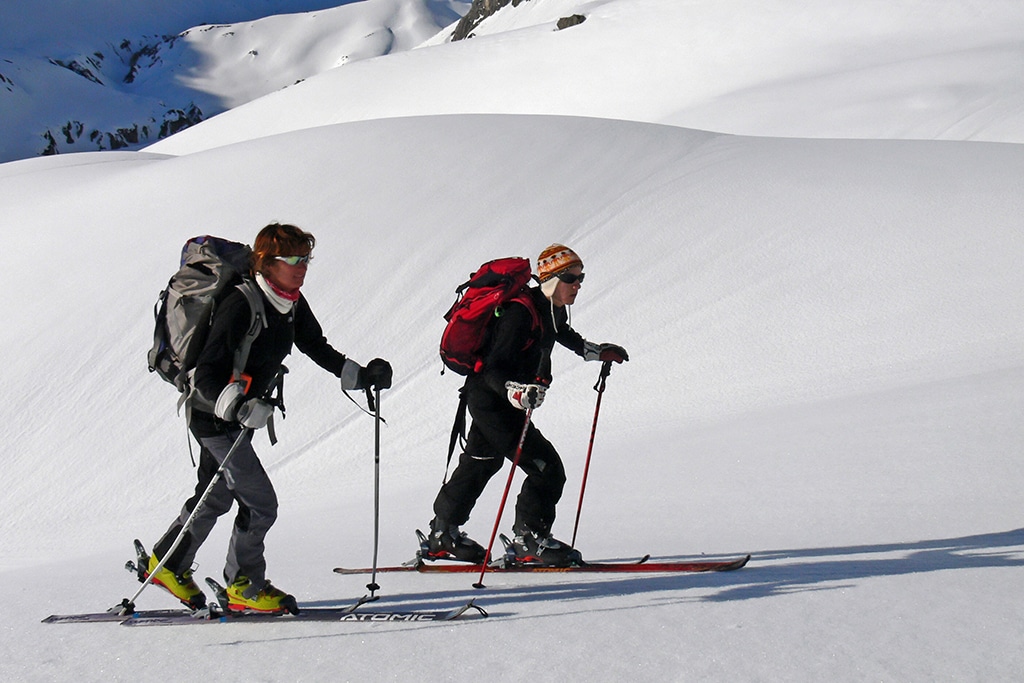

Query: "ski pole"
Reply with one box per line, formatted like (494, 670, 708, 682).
(366, 385, 383, 600)
(116, 426, 253, 614)
(570, 361, 612, 548)
(473, 402, 535, 589)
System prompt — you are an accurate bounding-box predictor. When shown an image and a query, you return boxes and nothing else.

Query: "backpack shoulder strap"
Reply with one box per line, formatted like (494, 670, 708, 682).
(236, 279, 291, 445)
(233, 278, 268, 381)
(512, 288, 541, 325)
(506, 288, 542, 340)
(178, 279, 267, 428)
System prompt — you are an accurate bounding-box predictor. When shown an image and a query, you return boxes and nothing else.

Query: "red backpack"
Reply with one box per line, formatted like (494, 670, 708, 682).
(439, 257, 540, 375)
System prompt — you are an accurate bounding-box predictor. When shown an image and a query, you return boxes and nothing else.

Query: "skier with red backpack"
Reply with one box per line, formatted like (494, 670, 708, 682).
(428, 244, 628, 567)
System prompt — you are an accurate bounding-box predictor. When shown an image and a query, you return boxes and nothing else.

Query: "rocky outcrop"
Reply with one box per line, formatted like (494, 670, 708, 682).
(451, 0, 532, 41)
(38, 104, 203, 156)
(556, 14, 586, 30)
(31, 32, 206, 156)
(450, 1, 587, 40)
(49, 56, 105, 85)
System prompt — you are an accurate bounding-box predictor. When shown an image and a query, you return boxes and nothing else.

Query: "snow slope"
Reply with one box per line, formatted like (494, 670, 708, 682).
(1, 0, 1023, 681)
(148, 0, 1024, 155)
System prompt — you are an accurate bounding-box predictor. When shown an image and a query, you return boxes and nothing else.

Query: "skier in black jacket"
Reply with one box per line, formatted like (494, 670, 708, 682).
(427, 244, 628, 566)
(147, 223, 392, 613)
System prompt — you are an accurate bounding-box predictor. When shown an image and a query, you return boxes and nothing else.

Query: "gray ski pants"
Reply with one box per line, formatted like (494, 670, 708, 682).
(154, 428, 278, 588)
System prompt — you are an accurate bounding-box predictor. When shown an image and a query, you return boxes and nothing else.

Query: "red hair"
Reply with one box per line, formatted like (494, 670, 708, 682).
(252, 223, 315, 274)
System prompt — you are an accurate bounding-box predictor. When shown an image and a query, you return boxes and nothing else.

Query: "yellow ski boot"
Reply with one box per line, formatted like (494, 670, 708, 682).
(225, 577, 298, 615)
(145, 553, 206, 609)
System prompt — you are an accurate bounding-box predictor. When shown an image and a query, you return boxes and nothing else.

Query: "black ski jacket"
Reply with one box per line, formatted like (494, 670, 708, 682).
(475, 287, 586, 396)
(190, 286, 348, 437)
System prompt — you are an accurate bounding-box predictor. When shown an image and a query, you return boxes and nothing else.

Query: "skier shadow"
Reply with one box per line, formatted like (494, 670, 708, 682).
(700, 527, 1024, 603)
(328, 527, 1024, 612)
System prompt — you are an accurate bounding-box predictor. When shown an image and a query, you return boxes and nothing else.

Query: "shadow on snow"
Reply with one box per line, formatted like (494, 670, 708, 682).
(314, 528, 1024, 613)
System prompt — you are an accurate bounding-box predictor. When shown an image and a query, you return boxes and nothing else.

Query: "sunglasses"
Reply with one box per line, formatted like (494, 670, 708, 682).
(274, 254, 312, 265)
(556, 271, 585, 284)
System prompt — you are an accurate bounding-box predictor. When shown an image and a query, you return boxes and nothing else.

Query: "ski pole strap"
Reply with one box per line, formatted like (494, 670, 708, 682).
(594, 360, 612, 392)
(445, 385, 469, 483)
(341, 387, 388, 424)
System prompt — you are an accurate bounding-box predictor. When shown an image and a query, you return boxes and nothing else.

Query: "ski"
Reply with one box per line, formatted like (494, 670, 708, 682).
(120, 600, 487, 627)
(336, 531, 749, 574)
(427, 554, 748, 573)
(42, 608, 206, 624)
(336, 554, 748, 574)
(339, 552, 749, 573)
(332, 557, 642, 574)
(43, 601, 485, 626)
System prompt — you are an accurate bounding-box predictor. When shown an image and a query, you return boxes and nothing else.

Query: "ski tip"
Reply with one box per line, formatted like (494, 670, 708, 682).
(356, 594, 381, 607)
(715, 554, 752, 571)
(442, 599, 489, 620)
(467, 600, 489, 618)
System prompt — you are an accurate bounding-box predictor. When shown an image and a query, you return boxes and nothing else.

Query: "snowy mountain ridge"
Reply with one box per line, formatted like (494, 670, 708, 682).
(0, 0, 467, 161)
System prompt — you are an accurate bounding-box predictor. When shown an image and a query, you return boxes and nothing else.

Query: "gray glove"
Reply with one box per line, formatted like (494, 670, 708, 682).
(214, 382, 246, 422)
(214, 381, 273, 429)
(340, 358, 363, 391)
(236, 399, 274, 430)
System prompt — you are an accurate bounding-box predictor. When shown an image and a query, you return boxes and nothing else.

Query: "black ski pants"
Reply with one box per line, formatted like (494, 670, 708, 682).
(433, 382, 566, 536)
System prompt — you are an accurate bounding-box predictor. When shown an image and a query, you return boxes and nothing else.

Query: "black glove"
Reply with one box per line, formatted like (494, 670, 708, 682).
(584, 341, 629, 363)
(361, 358, 393, 389)
(599, 344, 628, 363)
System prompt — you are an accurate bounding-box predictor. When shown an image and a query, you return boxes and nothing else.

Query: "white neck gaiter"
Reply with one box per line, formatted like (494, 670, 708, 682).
(256, 272, 297, 314)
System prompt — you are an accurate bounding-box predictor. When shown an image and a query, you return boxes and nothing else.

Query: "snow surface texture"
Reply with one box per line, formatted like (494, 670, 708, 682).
(1, 0, 1023, 681)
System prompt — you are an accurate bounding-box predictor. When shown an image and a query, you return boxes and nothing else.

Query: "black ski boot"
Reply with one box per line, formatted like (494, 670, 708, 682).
(510, 526, 582, 567)
(422, 519, 488, 563)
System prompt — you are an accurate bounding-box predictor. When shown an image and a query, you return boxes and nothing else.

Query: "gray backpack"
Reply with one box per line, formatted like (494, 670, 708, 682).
(147, 236, 266, 407)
